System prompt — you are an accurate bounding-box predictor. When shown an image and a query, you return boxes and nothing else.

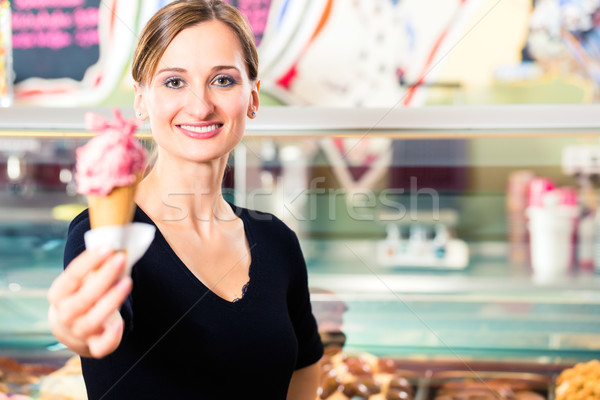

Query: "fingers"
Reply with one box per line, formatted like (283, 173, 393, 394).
(48, 304, 89, 355)
(54, 252, 127, 327)
(88, 315, 124, 358)
(71, 276, 132, 338)
(47, 246, 114, 304)
(47, 248, 132, 358)
(87, 315, 125, 358)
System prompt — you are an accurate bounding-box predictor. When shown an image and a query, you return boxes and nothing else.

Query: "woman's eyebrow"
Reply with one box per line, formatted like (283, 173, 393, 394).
(212, 65, 240, 73)
(155, 66, 239, 75)
(156, 67, 187, 74)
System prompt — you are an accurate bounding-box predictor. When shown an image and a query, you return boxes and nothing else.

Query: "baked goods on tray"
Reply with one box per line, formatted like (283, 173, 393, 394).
(555, 359, 600, 400)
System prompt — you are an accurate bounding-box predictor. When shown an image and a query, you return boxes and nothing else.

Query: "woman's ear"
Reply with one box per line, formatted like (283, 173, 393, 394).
(134, 82, 148, 120)
(248, 79, 260, 117)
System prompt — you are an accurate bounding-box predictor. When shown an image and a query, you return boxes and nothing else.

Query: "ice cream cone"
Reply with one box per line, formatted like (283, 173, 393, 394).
(87, 170, 142, 230)
(76, 109, 149, 262)
(88, 182, 137, 230)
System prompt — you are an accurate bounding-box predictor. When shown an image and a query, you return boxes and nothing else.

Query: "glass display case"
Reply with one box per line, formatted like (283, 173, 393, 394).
(0, 105, 599, 370)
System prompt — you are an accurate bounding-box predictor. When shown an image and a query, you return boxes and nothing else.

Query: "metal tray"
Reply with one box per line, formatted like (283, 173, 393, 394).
(422, 370, 553, 400)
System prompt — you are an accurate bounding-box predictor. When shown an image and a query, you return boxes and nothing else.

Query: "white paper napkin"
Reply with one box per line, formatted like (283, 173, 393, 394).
(84, 222, 156, 275)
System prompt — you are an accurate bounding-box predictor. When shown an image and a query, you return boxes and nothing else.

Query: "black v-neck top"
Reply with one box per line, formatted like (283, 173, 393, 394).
(63, 203, 323, 400)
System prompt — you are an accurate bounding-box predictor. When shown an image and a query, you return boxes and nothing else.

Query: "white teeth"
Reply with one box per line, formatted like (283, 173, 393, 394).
(180, 124, 220, 133)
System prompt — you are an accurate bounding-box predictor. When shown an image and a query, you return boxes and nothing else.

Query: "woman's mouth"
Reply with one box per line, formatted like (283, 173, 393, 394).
(177, 123, 223, 139)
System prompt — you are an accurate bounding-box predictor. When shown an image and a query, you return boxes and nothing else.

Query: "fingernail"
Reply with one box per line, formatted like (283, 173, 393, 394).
(118, 277, 132, 290)
(112, 252, 126, 267)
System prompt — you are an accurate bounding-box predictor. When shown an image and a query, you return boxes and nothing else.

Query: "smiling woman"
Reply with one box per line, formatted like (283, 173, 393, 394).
(134, 21, 258, 163)
(46, 1, 323, 400)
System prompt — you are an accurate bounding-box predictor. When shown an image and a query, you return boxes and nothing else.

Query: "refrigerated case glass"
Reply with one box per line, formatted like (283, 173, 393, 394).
(0, 105, 598, 365)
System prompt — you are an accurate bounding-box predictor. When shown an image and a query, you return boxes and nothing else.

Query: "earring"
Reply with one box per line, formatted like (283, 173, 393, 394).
(251, 111, 256, 117)
(138, 112, 143, 118)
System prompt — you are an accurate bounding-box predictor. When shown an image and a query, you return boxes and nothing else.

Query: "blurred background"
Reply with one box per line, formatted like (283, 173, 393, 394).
(0, 0, 599, 385)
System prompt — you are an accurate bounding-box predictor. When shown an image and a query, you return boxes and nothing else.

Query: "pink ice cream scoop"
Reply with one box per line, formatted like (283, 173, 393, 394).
(76, 108, 147, 196)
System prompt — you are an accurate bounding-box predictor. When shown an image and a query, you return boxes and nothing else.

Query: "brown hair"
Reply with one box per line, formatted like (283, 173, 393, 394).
(132, 0, 258, 85)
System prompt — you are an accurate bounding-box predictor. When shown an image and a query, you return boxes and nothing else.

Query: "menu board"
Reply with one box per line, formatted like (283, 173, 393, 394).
(226, 0, 270, 44)
(10, 0, 101, 83)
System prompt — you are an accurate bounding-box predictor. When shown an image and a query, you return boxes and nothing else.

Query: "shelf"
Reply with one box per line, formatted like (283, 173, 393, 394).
(1, 105, 600, 138)
(304, 240, 600, 298)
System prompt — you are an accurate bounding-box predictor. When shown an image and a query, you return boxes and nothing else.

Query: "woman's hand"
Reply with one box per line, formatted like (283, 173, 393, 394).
(47, 247, 132, 358)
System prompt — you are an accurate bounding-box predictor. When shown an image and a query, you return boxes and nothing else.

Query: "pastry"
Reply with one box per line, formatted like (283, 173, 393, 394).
(555, 359, 600, 400)
(316, 349, 415, 400)
(433, 377, 546, 400)
(38, 356, 86, 400)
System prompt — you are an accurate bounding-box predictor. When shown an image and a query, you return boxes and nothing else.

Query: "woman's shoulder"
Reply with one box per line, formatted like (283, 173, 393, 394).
(67, 208, 91, 237)
(63, 209, 90, 267)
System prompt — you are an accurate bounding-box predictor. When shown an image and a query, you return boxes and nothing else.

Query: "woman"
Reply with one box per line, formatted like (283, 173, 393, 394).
(47, 1, 323, 399)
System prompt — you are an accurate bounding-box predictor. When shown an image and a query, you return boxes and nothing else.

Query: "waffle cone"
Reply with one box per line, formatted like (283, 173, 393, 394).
(88, 183, 137, 229)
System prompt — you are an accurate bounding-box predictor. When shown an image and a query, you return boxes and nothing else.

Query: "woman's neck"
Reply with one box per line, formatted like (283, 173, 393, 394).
(136, 154, 234, 229)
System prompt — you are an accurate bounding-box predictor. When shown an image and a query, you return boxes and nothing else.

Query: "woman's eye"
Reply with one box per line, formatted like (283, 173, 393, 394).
(213, 75, 234, 87)
(165, 78, 184, 89)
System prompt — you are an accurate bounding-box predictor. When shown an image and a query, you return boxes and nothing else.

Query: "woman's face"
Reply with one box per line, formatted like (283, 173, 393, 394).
(135, 21, 259, 164)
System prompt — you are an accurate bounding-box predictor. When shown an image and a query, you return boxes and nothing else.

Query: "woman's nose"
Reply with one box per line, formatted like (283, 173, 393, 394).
(185, 86, 214, 118)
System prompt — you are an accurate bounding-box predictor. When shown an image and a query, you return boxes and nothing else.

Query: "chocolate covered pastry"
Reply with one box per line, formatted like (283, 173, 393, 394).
(316, 349, 415, 400)
(389, 376, 413, 395)
(378, 358, 398, 374)
(344, 356, 374, 376)
(341, 380, 373, 399)
(385, 388, 413, 400)
(513, 391, 546, 400)
(433, 378, 545, 400)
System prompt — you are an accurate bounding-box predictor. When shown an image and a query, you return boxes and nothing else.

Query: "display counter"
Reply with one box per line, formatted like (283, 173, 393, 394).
(308, 247, 600, 361)
(0, 105, 599, 371)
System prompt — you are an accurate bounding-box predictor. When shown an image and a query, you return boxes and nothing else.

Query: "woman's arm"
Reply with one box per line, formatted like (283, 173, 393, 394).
(287, 359, 321, 400)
